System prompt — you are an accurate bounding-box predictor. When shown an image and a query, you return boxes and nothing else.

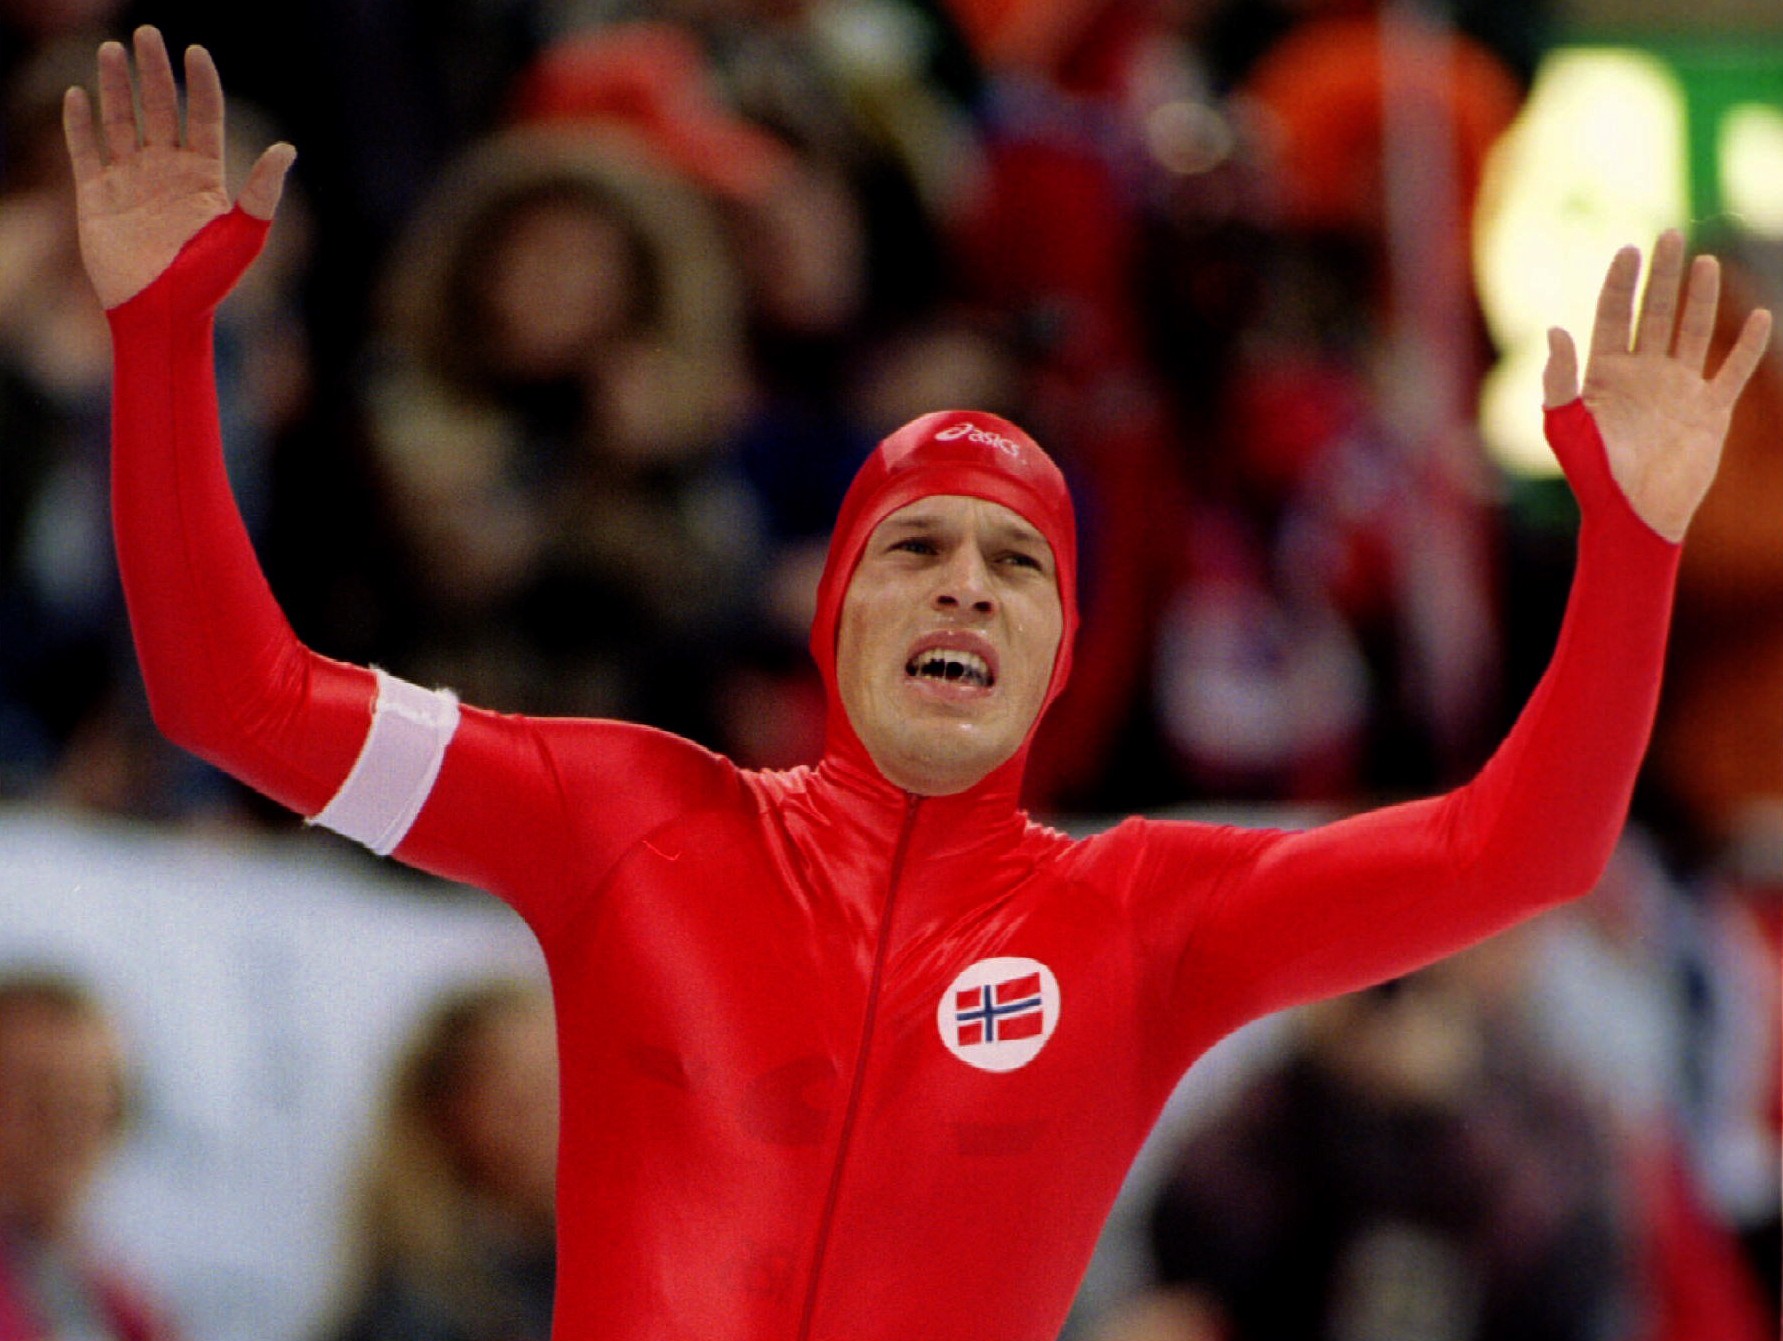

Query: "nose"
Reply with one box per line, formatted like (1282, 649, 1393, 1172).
(933, 544, 995, 617)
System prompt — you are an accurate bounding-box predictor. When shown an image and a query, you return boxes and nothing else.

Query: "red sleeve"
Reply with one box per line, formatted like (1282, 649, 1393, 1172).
(395, 710, 742, 939)
(108, 209, 735, 931)
(1131, 400, 1680, 1040)
(107, 207, 374, 813)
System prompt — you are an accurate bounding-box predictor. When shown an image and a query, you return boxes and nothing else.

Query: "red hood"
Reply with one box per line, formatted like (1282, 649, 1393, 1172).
(808, 410, 1079, 804)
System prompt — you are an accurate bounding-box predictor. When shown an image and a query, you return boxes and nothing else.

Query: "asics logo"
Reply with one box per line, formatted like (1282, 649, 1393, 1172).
(936, 422, 1024, 459)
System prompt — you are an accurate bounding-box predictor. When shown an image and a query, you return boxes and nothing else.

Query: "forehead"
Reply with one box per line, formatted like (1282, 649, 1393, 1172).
(870, 494, 1051, 550)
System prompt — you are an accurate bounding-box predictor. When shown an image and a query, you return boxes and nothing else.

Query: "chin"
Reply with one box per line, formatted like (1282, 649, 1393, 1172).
(889, 734, 1018, 796)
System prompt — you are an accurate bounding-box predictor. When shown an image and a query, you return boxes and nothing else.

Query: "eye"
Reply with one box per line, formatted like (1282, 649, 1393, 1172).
(890, 537, 938, 556)
(997, 550, 1044, 572)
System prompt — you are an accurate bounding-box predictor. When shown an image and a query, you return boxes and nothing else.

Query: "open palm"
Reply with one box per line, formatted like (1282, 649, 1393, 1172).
(63, 26, 292, 311)
(1544, 230, 1773, 542)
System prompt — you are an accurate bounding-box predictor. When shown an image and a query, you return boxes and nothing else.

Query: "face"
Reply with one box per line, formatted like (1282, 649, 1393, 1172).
(481, 196, 639, 382)
(837, 495, 1063, 796)
(0, 1006, 124, 1238)
(444, 1000, 560, 1228)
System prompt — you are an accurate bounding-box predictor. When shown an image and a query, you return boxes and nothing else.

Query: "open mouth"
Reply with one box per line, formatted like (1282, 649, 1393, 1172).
(905, 648, 995, 689)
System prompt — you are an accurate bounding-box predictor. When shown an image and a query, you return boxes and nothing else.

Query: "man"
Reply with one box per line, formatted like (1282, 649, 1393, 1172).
(0, 972, 179, 1341)
(63, 26, 1771, 1341)
(1142, 953, 1636, 1340)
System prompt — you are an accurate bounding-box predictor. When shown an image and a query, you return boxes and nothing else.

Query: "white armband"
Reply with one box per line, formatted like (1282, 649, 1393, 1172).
(309, 669, 460, 855)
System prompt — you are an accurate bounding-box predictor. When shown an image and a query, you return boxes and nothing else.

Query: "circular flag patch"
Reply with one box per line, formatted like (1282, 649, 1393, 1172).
(937, 956, 1061, 1072)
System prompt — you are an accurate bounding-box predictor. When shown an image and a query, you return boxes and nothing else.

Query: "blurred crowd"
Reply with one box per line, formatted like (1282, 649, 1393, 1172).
(0, 0, 1778, 1338)
(0, 0, 1578, 821)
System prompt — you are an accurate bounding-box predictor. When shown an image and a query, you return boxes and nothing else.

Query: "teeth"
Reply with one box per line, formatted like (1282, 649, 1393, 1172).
(906, 648, 992, 686)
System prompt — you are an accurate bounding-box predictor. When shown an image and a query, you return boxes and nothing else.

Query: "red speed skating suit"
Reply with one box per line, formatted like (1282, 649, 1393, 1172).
(109, 211, 1680, 1341)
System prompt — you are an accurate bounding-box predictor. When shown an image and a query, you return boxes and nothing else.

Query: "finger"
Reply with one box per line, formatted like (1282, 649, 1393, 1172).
(133, 26, 180, 149)
(1708, 308, 1774, 408)
(1589, 245, 1641, 365)
(236, 142, 296, 221)
(1633, 229, 1686, 355)
(95, 39, 138, 163)
(1543, 327, 1580, 407)
(183, 44, 225, 161)
(62, 86, 103, 190)
(1673, 254, 1720, 374)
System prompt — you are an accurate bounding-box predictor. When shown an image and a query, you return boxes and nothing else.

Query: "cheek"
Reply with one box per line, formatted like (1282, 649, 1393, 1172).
(836, 584, 898, 688)
(834, 606, 867, 698)
(1015, 602, 1065, 693)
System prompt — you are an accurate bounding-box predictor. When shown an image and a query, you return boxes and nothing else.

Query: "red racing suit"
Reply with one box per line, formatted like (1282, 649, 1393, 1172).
(107, 210, 1680, 1341)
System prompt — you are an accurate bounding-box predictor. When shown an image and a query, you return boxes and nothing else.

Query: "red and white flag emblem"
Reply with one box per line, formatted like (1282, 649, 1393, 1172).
(937, 956, 1060, 1072)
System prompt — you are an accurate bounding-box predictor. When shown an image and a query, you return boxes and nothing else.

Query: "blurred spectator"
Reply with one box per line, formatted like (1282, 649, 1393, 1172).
(1231, 9, 1518, 766)
(509, 13, 959, 409)
(1127, 899, 1776, 1341)
(1682, 861, 1782, 1319)
(1059, 0, 1527, 815)
(0, 0, 127, 176)
(1139, 943, 1640, 1341)
(319, 978, 557, 1341)
(1233, 6, 1523, 310)
(1496, 833, 1775, 1341)
(1136, 230, 1506, 806)
(1077, 1288, 1226, 1341)
(0, 970, 180, 1341)
(360, 120, 769, 750)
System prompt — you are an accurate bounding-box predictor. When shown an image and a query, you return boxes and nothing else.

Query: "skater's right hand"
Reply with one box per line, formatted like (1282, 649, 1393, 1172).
(63, 25, 294, 310)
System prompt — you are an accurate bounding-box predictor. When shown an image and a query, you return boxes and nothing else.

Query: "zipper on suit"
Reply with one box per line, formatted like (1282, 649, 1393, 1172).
(796, 792, 921, 1341)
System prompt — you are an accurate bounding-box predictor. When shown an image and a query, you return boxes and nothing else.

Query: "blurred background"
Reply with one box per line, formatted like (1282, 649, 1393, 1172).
(0, 0, 1777, 1338)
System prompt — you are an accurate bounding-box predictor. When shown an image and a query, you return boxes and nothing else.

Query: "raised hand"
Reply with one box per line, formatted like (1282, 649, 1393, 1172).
(62, 25, 294, 310)
(1543, 230, 1772, 542)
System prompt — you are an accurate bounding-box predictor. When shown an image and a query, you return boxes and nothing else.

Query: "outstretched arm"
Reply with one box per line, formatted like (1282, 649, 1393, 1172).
(68, 29, 733, 933)
(67, 27, 371, 812)
(1140, 235, 1772, 1038)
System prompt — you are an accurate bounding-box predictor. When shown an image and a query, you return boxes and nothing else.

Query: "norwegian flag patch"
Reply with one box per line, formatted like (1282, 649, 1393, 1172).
(937, 957, 1060, 1072)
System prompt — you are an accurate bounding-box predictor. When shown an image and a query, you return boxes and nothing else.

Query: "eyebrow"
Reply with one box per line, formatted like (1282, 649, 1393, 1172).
(993, 522, 1046, 547)
(881, 515, 1047, 547)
